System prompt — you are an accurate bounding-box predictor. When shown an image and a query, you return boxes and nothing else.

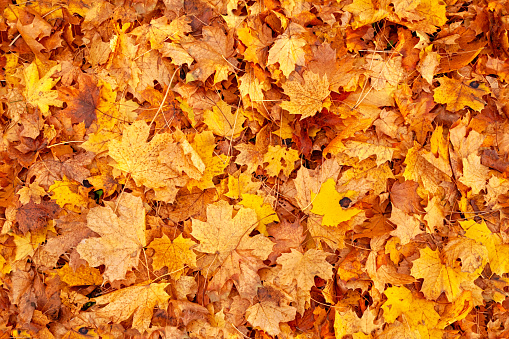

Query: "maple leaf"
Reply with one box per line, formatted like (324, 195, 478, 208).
(246, 300, 296, 336)
(203, 100, 246, 139)
(130, 16, 191, 49)
(267, 23, 307, 77)
(403, 141, 451, 195)
(90, 282, 170, 334)
(263, 145, 299, 177)
(237, 19, 273, 65)
(334, 308, 382, 338)
(390, 180, 422, 214)
(48, 176, 88, 210)
(311, 178, 361, 226)
(411, 246, 476, 301)
(57, 73, 99, 127)
(182, 26, 236, 84)
(389, 207, 423, 245)
(235, 131, 269, 174)
(188, 131, 229, 190)
(381, 286, 442, 337)
(191, 200, 273, 299)
(225, 171, 262, 199)
(344, 0, 389, 29)
(16, 200, 60, 235)
(17, 182, 46, 205)
(109, 121, 192, 197)
(277, 249, 333, 313)
(148, 234, 197, 279)
(328, 140, 396, 167)
(280, 71, 330, 119)
(459, 153, 490, 194)
(239, 193, 279, 236)
(364, 54, 405, 91)
(56, 263, 103, 287)
(22, 62, 63, 115)
(76, 193, 146, 282)
(433, 77, 490, 111)
(461, 219, 509, 276)
(238, 69, 271, 103)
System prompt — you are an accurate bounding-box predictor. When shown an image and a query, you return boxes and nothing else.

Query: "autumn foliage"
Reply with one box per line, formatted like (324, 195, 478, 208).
(1, 0, 509, 338)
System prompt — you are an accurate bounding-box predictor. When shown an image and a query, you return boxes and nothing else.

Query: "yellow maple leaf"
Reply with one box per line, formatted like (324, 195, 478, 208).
(49, 176, 88, 210)
(22, 62, 63, 115)
(188, 131, 229, 190)
(437, 291, 474, 329)
(280, 71, 330, 119)
(56, 263, 103, 287)
(411, 246, 471, 301)
(403, 142, 451, 195)
(263, 145, 299, 177)
(330, 140, 395, 167)
(191, 200, 258, 264)
(391, 0, 447, 33)
(267, 22, 307, 77)
(148, 234, 197, 279)
(311, 178, 361, 226)
(246, 300, 296, 336)
(17, 182, 46, 205)
(224, 171, 261, 199)
(92, 282, 170, 334)
(443, 238, 487, 275)
(235, 134, 268, 174)
(191, 200, 273, 299)
(458, 153, 490, 195)
(239, 193, 279, 235)
(381, 286, 441, 337)
(418, 45, 441, 84)
(238, 71, 270, 103)
(364, 54, 404, 91)
(433, 77, 490, 112)
(461, 219, 509, 276)
(76, 193, 146, 282)
(203, 100, 246, 139)
(237, 20, 273, 65)
(109, 121, 197, 197)
(344, 0, 389, 29)
(182, 26, 235, 84)
(334, 308, 382, 338)
(277, 249, 333, 314)
(131, 16, 190, 49)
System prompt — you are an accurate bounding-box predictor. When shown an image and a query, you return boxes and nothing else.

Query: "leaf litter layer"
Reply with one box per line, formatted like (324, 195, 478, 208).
(1, 0, 509, 338)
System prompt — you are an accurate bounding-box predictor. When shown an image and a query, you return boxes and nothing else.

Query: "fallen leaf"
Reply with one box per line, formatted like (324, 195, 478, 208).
(77, 193, 146, 282)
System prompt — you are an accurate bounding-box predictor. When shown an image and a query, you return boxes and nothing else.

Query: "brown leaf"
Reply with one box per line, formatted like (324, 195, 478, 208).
(17, 200, 60, 234)
(58, 73, 100, 127)
(390, 180, 422, 214)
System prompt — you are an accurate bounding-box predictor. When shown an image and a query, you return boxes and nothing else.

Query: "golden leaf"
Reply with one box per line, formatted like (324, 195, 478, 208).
(148, 234, 197, 279)
(92, 282, 170, 334)
(267, 23, 307, 77)
(433, 77, 490, 112)
(311, 178, 361, 226)
(280, 71, 330, 119)
(76, 193, 146, 282)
